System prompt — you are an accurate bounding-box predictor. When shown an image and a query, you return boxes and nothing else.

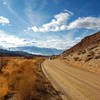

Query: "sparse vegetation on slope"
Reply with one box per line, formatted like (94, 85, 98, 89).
(60, 32, 100, 74)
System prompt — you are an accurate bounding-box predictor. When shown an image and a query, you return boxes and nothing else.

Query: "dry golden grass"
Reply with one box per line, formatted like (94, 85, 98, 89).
(0, 56, 54, 100)
(0, 76, 8, 98)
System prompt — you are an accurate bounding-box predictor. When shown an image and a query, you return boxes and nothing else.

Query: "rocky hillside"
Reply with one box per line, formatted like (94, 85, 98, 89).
(62, 31, 100, 56)
(61, 31, 100, 74)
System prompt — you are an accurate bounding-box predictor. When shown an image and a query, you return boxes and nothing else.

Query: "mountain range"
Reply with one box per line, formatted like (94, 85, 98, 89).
(0, 46, 63, 56)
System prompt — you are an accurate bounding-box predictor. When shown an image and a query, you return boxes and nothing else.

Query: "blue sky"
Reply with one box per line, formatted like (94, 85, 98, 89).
(0, 0, 100, 54)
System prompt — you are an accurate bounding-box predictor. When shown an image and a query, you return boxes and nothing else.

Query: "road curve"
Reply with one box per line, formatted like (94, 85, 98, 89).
(42, 59, 100, 100)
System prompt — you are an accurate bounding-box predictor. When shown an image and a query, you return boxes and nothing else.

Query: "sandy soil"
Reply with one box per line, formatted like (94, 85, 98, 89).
(42, 59, 100, 100)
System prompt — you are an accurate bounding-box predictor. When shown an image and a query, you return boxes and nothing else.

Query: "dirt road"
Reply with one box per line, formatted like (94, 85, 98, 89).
(42, 59, 100, 100)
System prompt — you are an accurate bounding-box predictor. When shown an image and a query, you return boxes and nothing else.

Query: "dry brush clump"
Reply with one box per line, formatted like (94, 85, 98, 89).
(94, 55, 100, 59)
(0, 57, 10, 72)
(73, 57, 79, 61)
(0, 57, 54, 100)
(85, 51, 95, 62)
(77, 50, 86, 55)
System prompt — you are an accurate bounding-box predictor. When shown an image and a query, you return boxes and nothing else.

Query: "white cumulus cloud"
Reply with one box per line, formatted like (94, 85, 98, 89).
(68, 17, 100, 30)
(0, 30, 30, 48)
(28, 10, 73, 32)
(0, 16, 10, 25)
(27, 10, 100, 32)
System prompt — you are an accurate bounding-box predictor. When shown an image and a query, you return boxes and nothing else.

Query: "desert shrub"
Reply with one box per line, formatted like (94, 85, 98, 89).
(78, 59, 82, 61)
(85, 51, 95, 62)
(94, 56, 100, 59)
(89, 46, 98, 50)
(78, 50, 86, 55)
(81, 50, 86, 54)
(73, 57, 79, 61)
(70, 54, 73, 56)
(16, 70, 50, 100)
(63, 57, 67, 59)
(0, 58, 9, 72)
(0, 76, 8, 98)
(71, 50, 74, 53)
(95, 48, 99, 51)
(78, 52, 81, 55)
(16, 75, 36, 100)
(87, 51, 95, 57)
(85, 57, 92, 62)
